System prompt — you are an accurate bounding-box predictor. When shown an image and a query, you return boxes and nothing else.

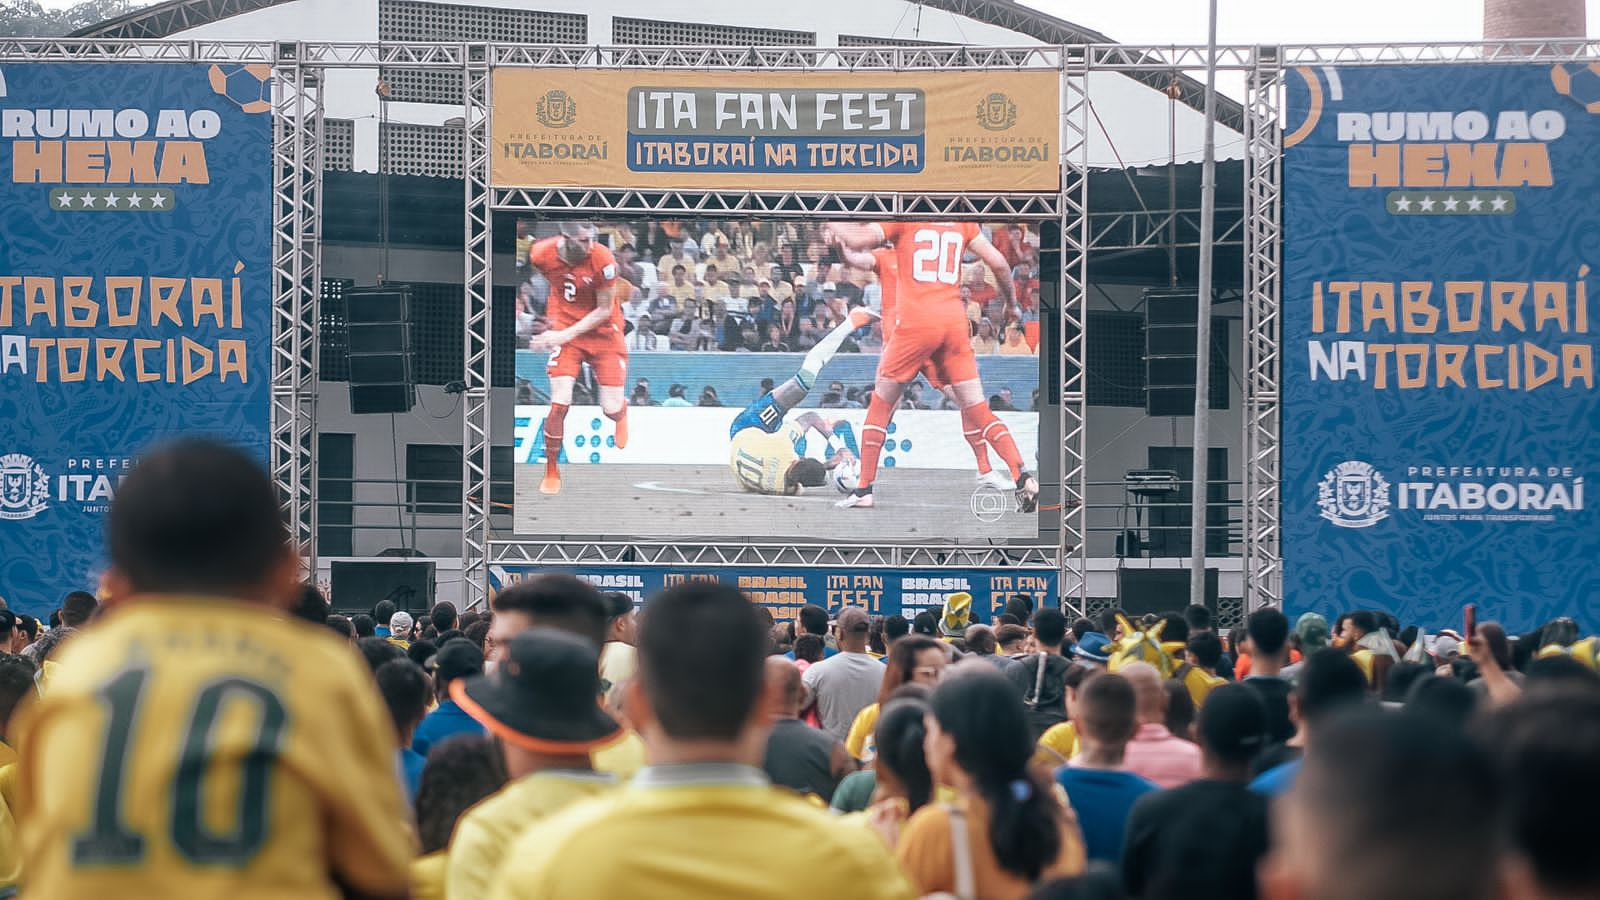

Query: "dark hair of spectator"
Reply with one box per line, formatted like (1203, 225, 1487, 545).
(874, 697, 934, 814)
(1347, 610, 1380, 636)
(638, 583, 767, 741)
(294, 583, 329, 625)
(1070, 618, 1096, 643)
(1383, 661, 1431, 703)
(1403, 676, 1476, 730)
(797, 604, 829, 637)
(868, 616, 887, 656)
(406, 639, 437, 668)
(1297, 648, 1370, 725)
(1479, 687, 1600, 896)
(911, 611, 939, 636)
(464, 620, 491, 654)
(1094, 608, 1123, 638)
(1186, 632, 1224, 670)
(1026, 870, 1127, 900)
(967, 627, 998, 656)
(1076, 672, 1138, 746)
(1477, 622, 1514, 671)
(414, 735, 508, 854)
(792, 633, 825, 664)
(372, 599, 397, 627)
(491, 574, 608, 649)
(351, 614, 376, 638)
(1004, 595, 1035, 623)
(1163, 679, 1195, 740)
(1299, 708, 1503, 900)
(1159, 613, 1190, 645)
(879, 636, 944, 706)
(884, 614, 910, 642)
(108, 440, 287, 597)
(358, 636, 405, 674)
(1032, 609, 1068, 648)
(375, 658, 429, 736)
(1195, 683, 1267, 766)
(60, 591, 99, 628)
(1183, 604, 1213, 634)
(458, 610, 481, 631)
(0, 654, 38, 730)
(996, 624, 1029, 649)
(930, 666, 1062, 882)
(1246, 608, 1290, 657)
(325, 614, 355, 640)
(1524, 654, 1600, 689)
(430, 603, 459, 634)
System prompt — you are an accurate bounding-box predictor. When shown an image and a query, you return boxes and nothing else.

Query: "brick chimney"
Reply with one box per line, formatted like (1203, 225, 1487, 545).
(1483, 0, 1585, 40)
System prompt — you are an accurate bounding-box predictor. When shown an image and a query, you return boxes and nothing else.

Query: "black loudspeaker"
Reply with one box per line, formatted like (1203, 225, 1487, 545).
(346, 286, 415, 414)
(331, 560, 437, 615)
(1144, 289, 1198, 417)
(1115, 567, 1217, 619)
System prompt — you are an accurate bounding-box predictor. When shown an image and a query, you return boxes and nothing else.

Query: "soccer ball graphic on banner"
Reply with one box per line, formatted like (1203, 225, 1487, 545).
(208, 64, 273, 114)
(830, 456, 862, 495)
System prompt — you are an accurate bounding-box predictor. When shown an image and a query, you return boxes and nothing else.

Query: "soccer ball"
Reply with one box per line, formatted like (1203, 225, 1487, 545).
(830, 456, 861, 494)
(208, 64, 273, 115)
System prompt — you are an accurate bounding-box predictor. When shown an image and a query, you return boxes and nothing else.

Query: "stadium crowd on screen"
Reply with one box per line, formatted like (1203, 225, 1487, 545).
(1, 438, 1599, 899)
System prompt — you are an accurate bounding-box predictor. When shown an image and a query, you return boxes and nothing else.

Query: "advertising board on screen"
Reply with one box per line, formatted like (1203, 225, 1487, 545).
(0, 63, 273, 617)
(490, 69, 1060, 192)
(1281, 63, 1600, 630)
(509, 217, 1046, 543)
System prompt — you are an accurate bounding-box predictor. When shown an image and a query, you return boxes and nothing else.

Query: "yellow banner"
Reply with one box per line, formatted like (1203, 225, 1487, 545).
(490, 69, 1060, 192)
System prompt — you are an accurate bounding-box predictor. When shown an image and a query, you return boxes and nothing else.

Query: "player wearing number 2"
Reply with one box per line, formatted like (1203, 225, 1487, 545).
(13, 440, 412, 899)
(827, 221, 1040, 512)
(526, 222, 630, 495)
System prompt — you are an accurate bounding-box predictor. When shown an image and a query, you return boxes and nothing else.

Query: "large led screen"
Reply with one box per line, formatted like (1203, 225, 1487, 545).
(510, 217, 1045, 542)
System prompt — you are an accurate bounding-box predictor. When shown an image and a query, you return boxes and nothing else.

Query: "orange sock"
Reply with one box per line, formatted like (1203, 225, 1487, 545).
(606, 401, 629, 449)
(968, 403, 1025, 480)
(544, 402, 569, 476)
(959, 407, 993, 474)
(856, 394, 895, 492)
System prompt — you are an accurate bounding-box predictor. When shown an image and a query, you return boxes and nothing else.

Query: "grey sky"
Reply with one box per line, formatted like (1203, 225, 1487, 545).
(1026, 0, 1596, 44)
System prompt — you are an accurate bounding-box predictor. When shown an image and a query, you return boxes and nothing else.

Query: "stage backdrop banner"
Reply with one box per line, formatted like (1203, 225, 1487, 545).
(1282, 63, 1600, 631)
(492, 565, 1057, 624)
(0, 63, 274, 617)
(490, 69, 1060, 192)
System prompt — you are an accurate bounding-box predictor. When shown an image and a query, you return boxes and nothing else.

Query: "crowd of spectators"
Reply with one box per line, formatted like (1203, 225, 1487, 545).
(2, 438, 1599, 899)
(514, 219, 1045, 357)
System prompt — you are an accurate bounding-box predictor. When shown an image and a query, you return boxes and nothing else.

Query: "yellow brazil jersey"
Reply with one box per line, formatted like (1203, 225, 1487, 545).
(846, 702, 881, 761)
(1179, 666, 1226, 709)
(486, 767, 916, 900)
(13, 597, 416, 900)
(1037, 721, 1079, 766)
(445, 770, 615, 900)
(592, 728, 647, 779)
(410, 850, 446, 900)
(0, 758, 19, 894)
(730, 421, 806, 495)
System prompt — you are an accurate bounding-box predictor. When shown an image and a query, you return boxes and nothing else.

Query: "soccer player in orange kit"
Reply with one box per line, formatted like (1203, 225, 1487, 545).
(525, 223, 630, 495)
(826, 221, 1039, 513)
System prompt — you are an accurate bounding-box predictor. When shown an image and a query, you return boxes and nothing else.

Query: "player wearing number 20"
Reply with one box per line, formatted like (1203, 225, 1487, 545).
(526, 222, 631, 496)
(14, 440, 413, 900)
(829, 221, 1040, 513)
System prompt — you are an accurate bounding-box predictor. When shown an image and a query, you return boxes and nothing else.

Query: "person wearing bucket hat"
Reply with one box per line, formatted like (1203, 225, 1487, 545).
(938, 592, 974, 641)
(486, 581, 915, 900)
(444, 629, 623, 900)
(1282, 613, 1331, 679)
(1073, 632, 1114, 664)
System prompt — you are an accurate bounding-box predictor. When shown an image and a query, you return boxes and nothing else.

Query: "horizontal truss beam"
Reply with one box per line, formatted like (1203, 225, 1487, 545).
(489, 188, 1061, 218)
(489, 541, 1060, 569)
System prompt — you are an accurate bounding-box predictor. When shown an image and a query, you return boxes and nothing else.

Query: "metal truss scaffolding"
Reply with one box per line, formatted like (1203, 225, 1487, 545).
(1243, 51, 1284, 613)
(24, 39, 1600, 611)
(270, 43, 322, 571)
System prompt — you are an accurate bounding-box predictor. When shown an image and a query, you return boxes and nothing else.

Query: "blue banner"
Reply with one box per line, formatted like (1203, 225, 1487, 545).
(1282, 63, 1600, 631)
(0, 63, 273, 617)
(492, 565, 1058, 625)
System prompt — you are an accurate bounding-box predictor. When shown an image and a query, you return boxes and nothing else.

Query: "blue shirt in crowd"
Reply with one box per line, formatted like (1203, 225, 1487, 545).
(1055, 765, 1160, 864)
(1249, 759, 1303, 796)
(412, 698, 487, 758)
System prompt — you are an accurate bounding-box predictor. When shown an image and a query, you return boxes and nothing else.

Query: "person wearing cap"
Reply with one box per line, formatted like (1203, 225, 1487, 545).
(386, 610, 414, 649)
(486, 582, 915, 900)
(1280, 612, 1330, 679)
(411, 638, 486, 758)
(1122, 683, 1271, 900)
(598, 592, 638, 690)
(444, 629, 623, 900)
(801, 607, 887, 742)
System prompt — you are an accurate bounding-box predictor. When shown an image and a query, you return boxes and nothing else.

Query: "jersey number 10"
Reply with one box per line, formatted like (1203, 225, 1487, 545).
(910, 229, 964, 286)
(72, 665, 288, 868)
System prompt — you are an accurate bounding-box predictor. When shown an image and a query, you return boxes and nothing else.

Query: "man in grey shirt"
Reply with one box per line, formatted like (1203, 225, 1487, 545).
(800, 606, 884, 741)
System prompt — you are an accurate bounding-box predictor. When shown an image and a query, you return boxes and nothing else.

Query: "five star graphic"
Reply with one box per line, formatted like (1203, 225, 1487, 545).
(47, 188, 175, 210)
(1389, 191, 1513, 215)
